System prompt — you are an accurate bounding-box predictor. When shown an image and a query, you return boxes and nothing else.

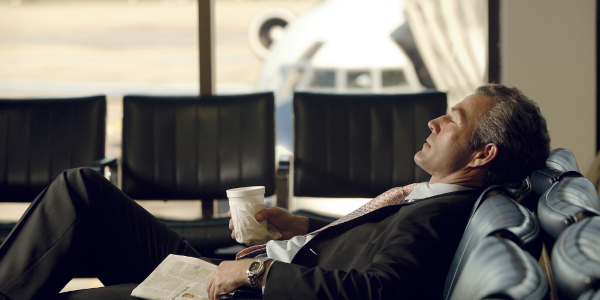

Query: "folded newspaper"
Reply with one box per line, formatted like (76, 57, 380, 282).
(131, 254, 217, 300)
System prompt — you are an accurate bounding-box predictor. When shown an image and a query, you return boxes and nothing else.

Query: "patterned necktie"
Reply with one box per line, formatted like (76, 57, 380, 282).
(236, 183, 419, 260)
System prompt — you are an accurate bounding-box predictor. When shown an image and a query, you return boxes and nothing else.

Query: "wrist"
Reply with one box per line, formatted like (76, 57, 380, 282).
(257, 259, 274, 287)
(246, 257, 272, 289)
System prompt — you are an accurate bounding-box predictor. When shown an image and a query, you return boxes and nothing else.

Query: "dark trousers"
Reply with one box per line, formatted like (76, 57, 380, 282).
(0, 168, 205, 300)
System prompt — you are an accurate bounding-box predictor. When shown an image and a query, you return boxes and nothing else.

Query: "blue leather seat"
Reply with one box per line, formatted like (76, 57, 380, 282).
(443, 186, 541, 300)
(578, 288, 600, 300)
(537, 177, 600, 241)
(530, 148, 581, 197)
(449, 236, 548, 300)
(552, 216, 600, 300)
(529, 148, 600, 300)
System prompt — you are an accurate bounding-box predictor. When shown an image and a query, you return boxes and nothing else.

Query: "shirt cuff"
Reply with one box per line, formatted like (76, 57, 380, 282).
(261, 260, 275, 294)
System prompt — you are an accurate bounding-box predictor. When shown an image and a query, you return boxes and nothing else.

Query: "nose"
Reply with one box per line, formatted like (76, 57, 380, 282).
(428, 116, 442, 134)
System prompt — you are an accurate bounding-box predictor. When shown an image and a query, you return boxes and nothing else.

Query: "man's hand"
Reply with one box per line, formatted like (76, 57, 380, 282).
(228, 206, 309, 240)
(206, 259, 251, 300)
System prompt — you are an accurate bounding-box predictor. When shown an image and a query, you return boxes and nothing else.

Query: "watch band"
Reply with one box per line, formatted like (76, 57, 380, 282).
(247, 256, 272, 289)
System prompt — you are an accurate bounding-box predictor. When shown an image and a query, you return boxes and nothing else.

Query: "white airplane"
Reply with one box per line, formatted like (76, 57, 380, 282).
(248, 0, 433, 154)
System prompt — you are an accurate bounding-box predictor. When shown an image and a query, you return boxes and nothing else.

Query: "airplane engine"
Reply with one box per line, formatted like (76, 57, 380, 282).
(248, 7, 297, 60)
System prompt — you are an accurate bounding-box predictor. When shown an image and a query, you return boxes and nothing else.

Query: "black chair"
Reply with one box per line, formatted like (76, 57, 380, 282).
(449, 235, 549, 300)
(289, 91, 447, 218)
(121, 93, 275, 257)
(0, 96, 116, 243)
(443, 186, 541, 300)
(552, 216, 600, 300)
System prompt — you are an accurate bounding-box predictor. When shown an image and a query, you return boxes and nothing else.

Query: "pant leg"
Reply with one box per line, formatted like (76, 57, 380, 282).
(0, 168, 202, 300)
(55, 284, 139, 300)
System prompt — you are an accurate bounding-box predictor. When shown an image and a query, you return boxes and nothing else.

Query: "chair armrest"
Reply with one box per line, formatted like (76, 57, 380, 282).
(89, 157, 118, 185)
(277, 154, 290, 177)
(275, 154, 291, 208)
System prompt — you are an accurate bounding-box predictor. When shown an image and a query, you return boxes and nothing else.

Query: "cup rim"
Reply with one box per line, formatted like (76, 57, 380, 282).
(226, 186, 265, 197)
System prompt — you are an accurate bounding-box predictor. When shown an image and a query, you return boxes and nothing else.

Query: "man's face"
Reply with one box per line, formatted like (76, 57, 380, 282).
(414, 94, 495, 179)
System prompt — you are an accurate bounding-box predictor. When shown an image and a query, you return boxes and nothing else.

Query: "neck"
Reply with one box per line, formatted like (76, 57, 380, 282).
(428, 169, 487, 188)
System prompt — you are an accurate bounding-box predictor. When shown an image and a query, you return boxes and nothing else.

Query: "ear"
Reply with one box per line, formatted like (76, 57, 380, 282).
(469, 143, 498, 168)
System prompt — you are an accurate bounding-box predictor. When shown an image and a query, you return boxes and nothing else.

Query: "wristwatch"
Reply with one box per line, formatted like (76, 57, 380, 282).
(246, 256, 272, 289)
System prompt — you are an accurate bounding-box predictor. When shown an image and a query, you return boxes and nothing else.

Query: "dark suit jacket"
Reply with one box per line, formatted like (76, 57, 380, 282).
(263, 190, 482, 300)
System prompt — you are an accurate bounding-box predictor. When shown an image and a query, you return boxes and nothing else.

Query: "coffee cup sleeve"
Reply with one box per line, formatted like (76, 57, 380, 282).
(230, 203, 282, 246)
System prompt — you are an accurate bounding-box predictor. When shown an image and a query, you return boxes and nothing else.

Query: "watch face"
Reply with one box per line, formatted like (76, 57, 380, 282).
(249, 262, 261, 272)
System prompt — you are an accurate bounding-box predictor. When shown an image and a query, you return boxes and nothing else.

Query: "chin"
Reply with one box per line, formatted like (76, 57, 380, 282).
(414, 153, 423, 167)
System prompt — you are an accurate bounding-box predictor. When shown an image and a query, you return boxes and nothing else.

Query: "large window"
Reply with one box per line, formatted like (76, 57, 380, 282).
(0, 0, 199, 159)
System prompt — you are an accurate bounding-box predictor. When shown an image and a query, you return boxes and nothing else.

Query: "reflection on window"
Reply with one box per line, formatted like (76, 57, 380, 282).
(310, 69, 335, 88)
(382, 70, 408, 87)
(347, 71, 371, 89)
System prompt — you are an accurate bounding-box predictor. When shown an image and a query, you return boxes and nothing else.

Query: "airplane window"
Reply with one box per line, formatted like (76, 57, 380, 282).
(309, 69, 335, 88)
(347, 71, 371, 89)
(382, 70, 408, 87)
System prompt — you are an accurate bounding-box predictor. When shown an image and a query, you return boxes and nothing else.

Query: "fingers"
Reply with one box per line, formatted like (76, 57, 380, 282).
(256, 206, 285, 221)
(207, 269, 215, 299)
(206, 260, 248, 300)
(255, 207, 270, 221)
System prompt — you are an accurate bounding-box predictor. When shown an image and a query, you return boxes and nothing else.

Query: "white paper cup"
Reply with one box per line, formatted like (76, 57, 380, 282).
(227, 186, 281, 245)
(226, 186, 265, 205)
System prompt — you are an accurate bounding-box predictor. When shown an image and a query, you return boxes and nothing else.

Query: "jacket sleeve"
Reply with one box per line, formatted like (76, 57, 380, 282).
(263, 201, 469, 299)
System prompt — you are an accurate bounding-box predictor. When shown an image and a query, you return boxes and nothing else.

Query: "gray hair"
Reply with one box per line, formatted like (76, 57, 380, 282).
(470, 83, 551, 185)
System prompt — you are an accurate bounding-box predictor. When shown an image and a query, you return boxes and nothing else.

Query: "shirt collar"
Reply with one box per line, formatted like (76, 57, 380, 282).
(405, 182, 475, 201)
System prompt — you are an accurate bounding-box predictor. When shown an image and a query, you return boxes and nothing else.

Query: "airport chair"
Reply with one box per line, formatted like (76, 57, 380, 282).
(515, 148, 581, 212)
(551, 216, 600, 300)
(0, 96, 117, 243)
(121, 92, 275, 257)
(449, 235, 549, 300)
(532, 148, 598, 245)
(530, 148, 581, 199)
(537, 177, 600, 243)
(578, 288, 600, 300)
(288, 91, 447, 219)
(529, 148, 600, 300)
(443, 185, 541, 300)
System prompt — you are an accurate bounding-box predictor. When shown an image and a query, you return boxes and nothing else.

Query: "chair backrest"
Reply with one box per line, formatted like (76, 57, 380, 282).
(292, 91, 446, 198)
(121, 93, 275, 201)
(530, 148, 581, 196)
(444, 186, 541, 300)
(552, 216, 600, 300)
(537, 177, 600, 242)
(547, 148, 580, 173)
(449, 236, 549, 300)
(0, 96, 106, 202)
(578, 288, 600, 300)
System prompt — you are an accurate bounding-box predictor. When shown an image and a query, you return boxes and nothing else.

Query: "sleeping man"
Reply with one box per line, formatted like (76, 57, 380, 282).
(0, 83, 550, 300)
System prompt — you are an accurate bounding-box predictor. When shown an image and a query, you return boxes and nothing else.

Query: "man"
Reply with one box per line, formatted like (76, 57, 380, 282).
(0, 84, 550, 300)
